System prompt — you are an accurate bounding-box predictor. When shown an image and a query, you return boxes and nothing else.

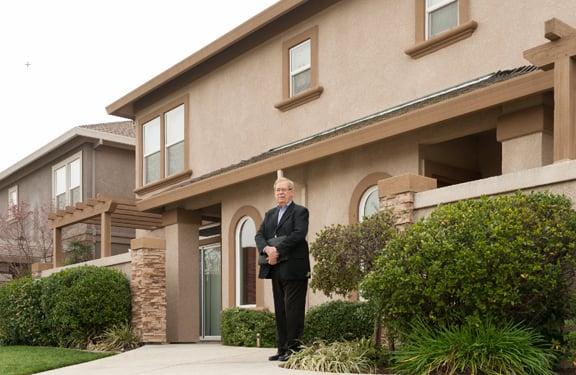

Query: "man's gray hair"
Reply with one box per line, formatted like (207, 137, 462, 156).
(274, 177, 295, 190)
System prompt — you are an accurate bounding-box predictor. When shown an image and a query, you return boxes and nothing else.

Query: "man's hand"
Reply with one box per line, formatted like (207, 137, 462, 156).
(264, 246, 279, 265)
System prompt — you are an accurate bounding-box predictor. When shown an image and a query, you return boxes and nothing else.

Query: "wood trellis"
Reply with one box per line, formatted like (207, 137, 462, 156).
(48, 194, 162, 267)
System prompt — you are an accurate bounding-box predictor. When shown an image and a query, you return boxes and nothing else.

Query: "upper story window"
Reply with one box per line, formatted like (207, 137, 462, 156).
(426, 0, 458, 38)
(405, 0, 476, 59)
(138, 96, 190, 192)
(53, 152, 82, 210)
(289, 39, 312, 96)
(7, 185, 18, 218)
(275, 26, 323, 112)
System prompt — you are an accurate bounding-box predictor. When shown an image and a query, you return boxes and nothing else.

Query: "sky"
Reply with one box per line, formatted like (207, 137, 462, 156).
(0, 0, 278, 173)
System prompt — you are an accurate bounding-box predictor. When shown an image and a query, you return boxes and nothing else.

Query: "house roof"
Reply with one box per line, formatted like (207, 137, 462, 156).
(106, 0, 341, 118)
(80, 121, 135, 138)
(180, 66, 538, 182)
(137, 65, 553, 211)
(0, 121, 135, 183)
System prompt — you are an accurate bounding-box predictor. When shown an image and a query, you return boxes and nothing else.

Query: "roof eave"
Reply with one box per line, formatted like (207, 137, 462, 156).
(106, 0, 311, 119)
(136, 69, 554, 211)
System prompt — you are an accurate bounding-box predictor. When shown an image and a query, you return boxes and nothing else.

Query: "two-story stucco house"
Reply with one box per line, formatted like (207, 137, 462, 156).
(105, 0, 576, 343)
(0, 121, 136, 280)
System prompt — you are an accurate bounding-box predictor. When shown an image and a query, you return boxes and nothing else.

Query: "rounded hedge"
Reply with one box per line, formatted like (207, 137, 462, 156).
(362, 192, 576, 338)
(41, 266, 131, 347)
(302, 300, 375, 344)
(221, 307, 276, 348)
(0, 277, 51, 346)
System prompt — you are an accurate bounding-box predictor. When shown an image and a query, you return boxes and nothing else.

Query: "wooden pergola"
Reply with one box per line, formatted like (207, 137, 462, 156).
(48, 194, 162, 267)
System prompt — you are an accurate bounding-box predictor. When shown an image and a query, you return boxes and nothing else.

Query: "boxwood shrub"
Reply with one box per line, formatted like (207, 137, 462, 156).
(362, 192, 576, 339)
(221, 307, 276, 347)
(302, 300, 375, 344)
(41, 266, 131, 347)
(0, 277, 51, 346)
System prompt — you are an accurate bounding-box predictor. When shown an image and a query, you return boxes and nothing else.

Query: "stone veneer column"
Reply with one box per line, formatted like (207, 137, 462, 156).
(378, 174, 437, 231)
(130, 237, 167, 343)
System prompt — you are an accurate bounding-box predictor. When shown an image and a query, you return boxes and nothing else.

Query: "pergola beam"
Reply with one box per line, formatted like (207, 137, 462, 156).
(545, 18, 576, 41)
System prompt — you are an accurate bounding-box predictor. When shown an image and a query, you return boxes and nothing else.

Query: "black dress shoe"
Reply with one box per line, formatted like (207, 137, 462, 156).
(278, 352, 292, 362)
(268, 352, 285, 361)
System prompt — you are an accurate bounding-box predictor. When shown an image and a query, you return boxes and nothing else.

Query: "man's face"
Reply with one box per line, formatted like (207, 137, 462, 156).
(275, 182, 294, 207)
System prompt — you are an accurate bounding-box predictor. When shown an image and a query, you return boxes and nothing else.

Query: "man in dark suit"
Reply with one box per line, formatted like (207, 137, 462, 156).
(255, 176, 310, 362)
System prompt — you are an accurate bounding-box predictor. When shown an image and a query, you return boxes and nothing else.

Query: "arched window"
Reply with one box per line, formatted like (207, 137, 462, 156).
(235, 216, 257, 306)
(358, 185, 379, 222)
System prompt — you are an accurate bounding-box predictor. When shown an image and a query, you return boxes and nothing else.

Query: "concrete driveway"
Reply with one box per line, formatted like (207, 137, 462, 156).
(37, 343, 331, 375)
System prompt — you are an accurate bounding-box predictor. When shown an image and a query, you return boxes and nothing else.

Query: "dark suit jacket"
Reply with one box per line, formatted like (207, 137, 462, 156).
(255, 202, 310, 280)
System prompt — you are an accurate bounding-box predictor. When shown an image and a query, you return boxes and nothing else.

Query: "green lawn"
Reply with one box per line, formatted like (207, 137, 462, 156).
(0, 346, 114, 375)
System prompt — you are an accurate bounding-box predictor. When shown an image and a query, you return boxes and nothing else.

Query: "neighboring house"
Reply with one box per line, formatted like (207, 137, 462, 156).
(104, 0, 576, 343)
(0, 121, 135, 280)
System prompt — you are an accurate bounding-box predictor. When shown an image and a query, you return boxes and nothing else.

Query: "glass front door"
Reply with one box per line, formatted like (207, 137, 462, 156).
(200, 244, 222, 340)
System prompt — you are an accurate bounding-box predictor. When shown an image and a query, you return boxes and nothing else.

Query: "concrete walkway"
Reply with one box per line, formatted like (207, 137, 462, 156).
(37, 343, 332, 375)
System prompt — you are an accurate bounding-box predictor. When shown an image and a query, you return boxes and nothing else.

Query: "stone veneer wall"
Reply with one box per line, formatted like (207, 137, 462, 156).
(378, 174, 437, 231)
(131, 238, 167, 343)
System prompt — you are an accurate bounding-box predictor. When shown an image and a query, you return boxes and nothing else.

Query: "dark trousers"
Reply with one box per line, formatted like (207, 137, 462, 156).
(271, 276, 308, 353)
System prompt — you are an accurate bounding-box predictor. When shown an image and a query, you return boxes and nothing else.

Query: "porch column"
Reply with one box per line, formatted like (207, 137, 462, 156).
(378, 174, 437, 231)
(497, 96, 553, 173)
(553, 56, 576, 161)
(52, 227, 64, 267)
(523, 18, 576, 162)
(100, 211, 112, 258)
(163, 208, 202, 343)
(130, 237, 167, 343)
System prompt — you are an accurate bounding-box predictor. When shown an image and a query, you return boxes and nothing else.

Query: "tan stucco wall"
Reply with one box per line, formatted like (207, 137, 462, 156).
(94, 145, 135, 199)
(168, 133, 418, 314)
(134, 0, 576, 182)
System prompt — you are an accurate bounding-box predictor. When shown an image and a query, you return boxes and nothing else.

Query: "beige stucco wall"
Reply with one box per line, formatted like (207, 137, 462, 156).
(172, 132, 418, 313)
(134, 0, 576, 183)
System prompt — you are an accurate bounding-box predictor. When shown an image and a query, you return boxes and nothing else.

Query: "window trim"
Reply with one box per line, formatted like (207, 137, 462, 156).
(348, 172, 390, 224)
(235, 216, 257, 308)
(358, 185, 379, 223)
(405, 0, 477, 59)
(51, 151, 83, 210)
(275, 25, 323, 112)
(135, 95, 191, 194)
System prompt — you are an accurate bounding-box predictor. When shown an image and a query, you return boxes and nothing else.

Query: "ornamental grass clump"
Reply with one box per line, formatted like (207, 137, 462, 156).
(393, 320, 556, 375)
(283, 338, 381, 373)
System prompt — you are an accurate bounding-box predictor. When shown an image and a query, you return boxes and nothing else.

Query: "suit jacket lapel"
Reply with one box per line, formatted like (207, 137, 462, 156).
(271, 207, 280, 233)
(276, 203, 295, 230)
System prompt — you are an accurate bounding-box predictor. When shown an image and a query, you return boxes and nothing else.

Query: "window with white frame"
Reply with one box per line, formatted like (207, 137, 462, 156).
(289, 39, 312, 97)
(164, 105, 185, 177)
(235, 216, 257, 307)
(143, 117, 161, 185)
(52, 153, 82, 210)
(426, 0, 459, 38)
(7, 185, 18, 218)
(141, 102, 186, 186)
(358, 186, 379, 222)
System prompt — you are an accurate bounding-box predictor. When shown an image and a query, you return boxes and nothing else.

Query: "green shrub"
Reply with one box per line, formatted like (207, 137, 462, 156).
(89, 322, 140, 352)
(283, 338, 381, 373)
(310, 211, 395, 297)
(303, 301, 375, 344)
(41, 266, 131, 347)
(0, 277, 52, 346)
(221, 307, 276, 347)
(392, 320, 556, 375)
(362, 192, 576, 338)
